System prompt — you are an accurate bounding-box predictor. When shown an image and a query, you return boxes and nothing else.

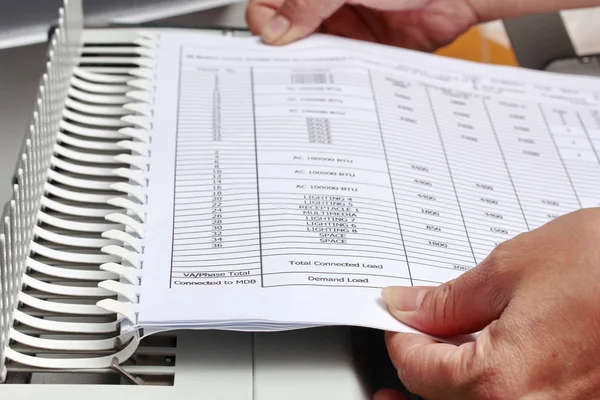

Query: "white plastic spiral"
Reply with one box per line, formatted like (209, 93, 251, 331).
(0, 0, 158, 378)
(0, 0, 83, 379)
(95, 32, 158, 332)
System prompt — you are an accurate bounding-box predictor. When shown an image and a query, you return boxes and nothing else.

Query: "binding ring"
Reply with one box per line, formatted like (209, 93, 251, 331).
(1, 0, 92, 375)
(95, 31, 158, 332)
(1, 0, 160, 374)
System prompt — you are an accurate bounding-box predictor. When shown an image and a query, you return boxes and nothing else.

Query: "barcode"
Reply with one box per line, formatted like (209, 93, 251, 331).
(292, 73, 328, 84)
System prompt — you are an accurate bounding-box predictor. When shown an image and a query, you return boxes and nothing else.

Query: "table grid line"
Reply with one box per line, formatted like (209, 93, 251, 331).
(166, 57, 600, 290)
(539, 104, 583, 208)
(483, 98, 530, 231)
(425, 85, 478, 265)
(368, 70, 413, 285)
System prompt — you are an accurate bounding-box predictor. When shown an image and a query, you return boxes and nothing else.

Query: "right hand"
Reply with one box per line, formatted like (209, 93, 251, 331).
(376, 208, 600, 399)
(245, 0, 481, 52)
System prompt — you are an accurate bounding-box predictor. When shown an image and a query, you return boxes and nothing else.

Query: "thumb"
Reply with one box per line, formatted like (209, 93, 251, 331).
(382, 261, 514, 336)
(256, 0, 347, 45)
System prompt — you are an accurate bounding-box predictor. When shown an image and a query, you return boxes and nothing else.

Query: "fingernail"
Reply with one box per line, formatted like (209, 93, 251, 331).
(381, 287, 429, 312)
(262, 14, 290, 42)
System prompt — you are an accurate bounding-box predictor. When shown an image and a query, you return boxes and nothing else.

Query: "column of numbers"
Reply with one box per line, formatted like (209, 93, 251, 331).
(485, 99, 581, 229)
(370, 72, 477, 286)
(427, 88, 530, 261)
(171, 65, 262, 285)
(541, 105, 600, 208)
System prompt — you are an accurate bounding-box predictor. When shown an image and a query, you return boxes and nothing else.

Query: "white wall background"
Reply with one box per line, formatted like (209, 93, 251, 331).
(561, 7, 600, 55)
(0, 0, 246, 48)
(476, 7, 600, 56)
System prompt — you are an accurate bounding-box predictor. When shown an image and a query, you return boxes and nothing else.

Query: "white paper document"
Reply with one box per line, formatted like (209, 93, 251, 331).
(131, 31, 600, 334)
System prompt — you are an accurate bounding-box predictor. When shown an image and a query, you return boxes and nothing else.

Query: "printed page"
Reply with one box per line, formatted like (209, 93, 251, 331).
(137, 31, 600, 333)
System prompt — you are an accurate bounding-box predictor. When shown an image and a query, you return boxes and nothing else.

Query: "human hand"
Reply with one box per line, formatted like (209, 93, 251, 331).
(246, 0, 600, 52)
(376, 208, 600, 400)
(245, 0, 481, 52)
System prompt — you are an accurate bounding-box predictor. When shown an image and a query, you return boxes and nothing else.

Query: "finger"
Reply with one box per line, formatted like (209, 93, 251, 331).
(381, 251, 516, 336)
(372, 389, 410, 400)
(385, 331, 466, 397)
(246, 0, 282, 35)
(253, 0, 348, 45)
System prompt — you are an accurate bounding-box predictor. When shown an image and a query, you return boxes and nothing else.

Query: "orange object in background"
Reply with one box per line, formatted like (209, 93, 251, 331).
(435, 25, 518, 66)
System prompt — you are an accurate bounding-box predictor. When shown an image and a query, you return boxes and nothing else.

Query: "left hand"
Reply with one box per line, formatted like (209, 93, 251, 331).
(245, 0, 481, 52)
